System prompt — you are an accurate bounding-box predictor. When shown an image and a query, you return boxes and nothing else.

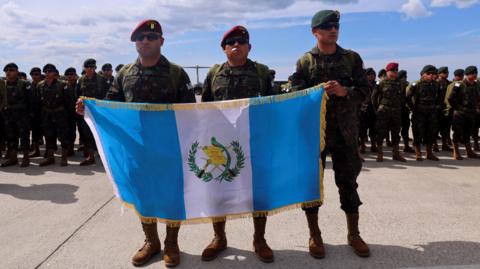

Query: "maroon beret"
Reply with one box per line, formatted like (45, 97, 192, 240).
(221, 25, 249, 48)
(386, 62, 399, 72)
(130, 19, 163, 41)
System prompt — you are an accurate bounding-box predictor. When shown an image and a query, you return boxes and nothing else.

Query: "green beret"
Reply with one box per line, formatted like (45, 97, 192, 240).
(3, 62, 18, 72)
(102, 63, 112, 71)
(84, 58, 96, 68)
(64, 67, 77, 75)
(454, 69, 464, 76)
(30, 67, 41, 75)
(398, 70, 407, 79)
(365, 68, 375, 75)
(42, 63, 56, 73)
(465, 66, 478, 75)
(437, 66, 448, 74)
(421, 65, 436, 75)
(311, 10, 340, 28)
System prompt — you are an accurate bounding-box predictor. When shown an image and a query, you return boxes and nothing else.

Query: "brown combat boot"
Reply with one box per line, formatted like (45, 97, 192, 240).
(392, 145, 407, 162)
(466, 143, 480, 159)
(432, 142, 439, 152)
(201, 221, 227, 261)
(452, 143, 463, 160)
(306, 212, 325, 259)
(426, 145, 439, 161)
(80, 148, 95, 166)
(441, 137, 452, 152)
(29, 142, 41, 158)
(414, 145, 423, 161)
(131, 223, 161, 267)
(346, 213, 370, 258)
(164, 226, 181, 267)
(20, 150, 30, 167)
(67, 144, 75, 157)
(1, 149, 18, 167)
(253, 217, 274, 263)
(60, 148, 68, 166)
(376, 144, 383, 162)
(39, 149, 55, 166)
(359, 138, 366, 154)
(403, 138, 415, 153)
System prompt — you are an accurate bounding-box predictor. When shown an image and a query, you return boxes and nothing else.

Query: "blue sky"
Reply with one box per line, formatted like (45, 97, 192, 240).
(0, 0, 479, 82)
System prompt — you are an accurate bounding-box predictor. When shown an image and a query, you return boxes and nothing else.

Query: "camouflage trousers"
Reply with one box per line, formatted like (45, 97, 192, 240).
(412, 109, 438, 146)
(303, 127, 362, 214)
(66, 112, 77, 148)
(78, 117, 96, 149)
(30, 110, 43, 144)
(473, 113, 480, 140)
(359, 105, 376, 141)
(401, 107, 411, 142)
(3, 109, 30, 151)
(375, 108, 401, 146)
(437, 112, 452, 140)
(42, 110, 71, 150)
(0, 114, 5, 146)
(452, 112, 475, 144)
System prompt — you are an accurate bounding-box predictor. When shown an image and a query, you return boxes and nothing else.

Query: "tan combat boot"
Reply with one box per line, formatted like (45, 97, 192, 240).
(60, 148, 68, 167)
(392, 145, 407, 162)
(452, 143, 463, 160)
(20, 150, 30, 167)
(39, 149, 55, 166)
(80, 148, 95, 166)
(1, 149, 18, 167)
(466, 143, 480, 159)
(376, 144, 383, 162)
(131, 223, 161, 267)
(441, 137, 452, 152)
(346, 213, 370, 258)
(201, 221, 227, 261)
(29, 142, 41, 158)
(164, 226, 181, 267)
(426, 145, 439, 161)
(414, 145, 423, 161)
(306, 212, 325, 259)
(253, 216, 274, 263)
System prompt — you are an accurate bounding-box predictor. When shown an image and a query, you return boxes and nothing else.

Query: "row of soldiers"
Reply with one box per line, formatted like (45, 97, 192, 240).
(0, 60, 124, 167)
(359, 63, 480, 162)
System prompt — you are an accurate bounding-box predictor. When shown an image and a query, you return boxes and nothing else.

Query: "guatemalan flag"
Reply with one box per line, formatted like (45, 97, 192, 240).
(83, 85, 327, 224)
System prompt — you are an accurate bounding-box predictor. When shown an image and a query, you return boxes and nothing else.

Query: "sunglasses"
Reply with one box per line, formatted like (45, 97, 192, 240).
(390, 69, 399, 72)
(317, 22, 340, 31)
(224, 36, 248, 46)
(135, 33, 162, 42)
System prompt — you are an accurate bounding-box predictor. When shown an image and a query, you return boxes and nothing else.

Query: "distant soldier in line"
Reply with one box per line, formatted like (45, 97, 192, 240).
(18, 72, 28, 80)
(398, 70, 414, 153)
(406, 65, 442, 161)
(359, 68, 377, 153)
(445, 66, 480, 159)
(102, 63, 114, 88)
(76, 58, 109, 165)
(0, 77, 6, 158)
(37, 64, 71, 166)
(201, 25, 275, 263)
(64, 67, 79, 156)
(28, 67, 43, 158)
(371, 62, 406, 162)
(115, 64, 124, 74)
(1, 63, 31, 167)
(436, 67, 452, 152)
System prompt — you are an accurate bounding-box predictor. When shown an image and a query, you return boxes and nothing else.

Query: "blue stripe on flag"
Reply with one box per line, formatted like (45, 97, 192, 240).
(86, 101, 186, 220)
(249, 90, 322, 211)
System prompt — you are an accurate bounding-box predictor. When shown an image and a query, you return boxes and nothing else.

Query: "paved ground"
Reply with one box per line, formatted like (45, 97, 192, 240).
(1, 146, 480, 269)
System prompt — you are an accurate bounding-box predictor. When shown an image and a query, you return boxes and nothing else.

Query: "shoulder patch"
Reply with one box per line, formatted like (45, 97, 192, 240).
(412, 82, 416, 86)
(454, 82, 461, 87)
(376, 81, 380, 85)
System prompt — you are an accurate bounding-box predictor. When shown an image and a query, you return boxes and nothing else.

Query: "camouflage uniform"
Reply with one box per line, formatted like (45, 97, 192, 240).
(437, 78, 452, 147)
(400, 79, 413, 150)
(0, 79, 6, 155)
(29, 80, 43, 151)
(358, 79, 376, 151)
(290, 45, 369, 214)
(64, 81, 78, 153)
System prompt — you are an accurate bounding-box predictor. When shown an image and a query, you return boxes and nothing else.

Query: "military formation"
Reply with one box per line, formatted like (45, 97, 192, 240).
(1, 8, 479, 268)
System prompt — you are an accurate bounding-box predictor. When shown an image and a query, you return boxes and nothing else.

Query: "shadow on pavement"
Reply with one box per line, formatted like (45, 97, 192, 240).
(0, 183, 79, 204)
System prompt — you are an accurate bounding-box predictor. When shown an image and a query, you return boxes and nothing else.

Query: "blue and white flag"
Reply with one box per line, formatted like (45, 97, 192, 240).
(84, 85, 327, 224)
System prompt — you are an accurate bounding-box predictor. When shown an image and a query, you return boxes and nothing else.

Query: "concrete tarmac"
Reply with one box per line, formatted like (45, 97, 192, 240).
(1, 147, 479, 269)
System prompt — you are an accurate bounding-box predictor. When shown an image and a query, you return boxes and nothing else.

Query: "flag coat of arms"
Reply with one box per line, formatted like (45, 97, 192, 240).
(84, 85, 327, 224)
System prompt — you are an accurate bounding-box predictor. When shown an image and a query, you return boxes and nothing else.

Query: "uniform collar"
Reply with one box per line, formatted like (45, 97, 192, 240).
(135, 55, 170, 69)
(310, 44, 347, 56)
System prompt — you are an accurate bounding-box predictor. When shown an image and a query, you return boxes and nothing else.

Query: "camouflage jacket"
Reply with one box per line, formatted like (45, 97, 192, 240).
(201, 59, 274, 101)
(437, 78, 450, 110)
(76, 73, 109, 99)
(37, 79, 70, 112)
(406, 79, 441, 113)
(289, 45, 370, 146)
(445, 79, 480, 115)
(105, 55, 195, 103)
(3, 78, 31, 111)
(0, 79, 6, 110)
(371, 78, 404, 112)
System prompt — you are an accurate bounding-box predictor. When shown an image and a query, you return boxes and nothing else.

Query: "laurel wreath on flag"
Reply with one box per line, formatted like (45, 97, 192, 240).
(188, 139, 245, 183)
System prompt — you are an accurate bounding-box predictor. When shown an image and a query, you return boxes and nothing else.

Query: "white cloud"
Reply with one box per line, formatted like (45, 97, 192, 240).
(401, 0, 433, 19)
(431, 0, 479, 8)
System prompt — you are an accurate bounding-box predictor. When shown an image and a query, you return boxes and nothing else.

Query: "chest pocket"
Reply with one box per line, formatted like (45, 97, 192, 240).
(309, 53, 354, 86)
(123, 72, 175, 103)
(212, 69, 261, 100)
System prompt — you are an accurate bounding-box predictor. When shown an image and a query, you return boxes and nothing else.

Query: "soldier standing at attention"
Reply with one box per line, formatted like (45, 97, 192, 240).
(78, 19, 195, 267)
(445, 66, 480, 160)
(289, 10, 371, 258)
(1, 63, 31, 167)
(64, 67, 79, 156)
(398, 70, 415, 153)
(436, 67, 453, 152)
(201, 25, 275, 263)
(406, 65, 442, 161)
(37, 64, 71, 167)
(359, 68, 377, 154)
(371, 62, 406, 162)
(101, 63, 114, 88)
(28, 67, 43, 158)
(76, 58, 109, 165)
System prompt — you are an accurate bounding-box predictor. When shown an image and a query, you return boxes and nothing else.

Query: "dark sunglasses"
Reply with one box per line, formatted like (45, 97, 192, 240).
(390, 69, 399, 72)
(317, 22, 340, 30)
(135, 33, 161, 42)
(5, 68, 17, 72)
(224, 36, 248, 46)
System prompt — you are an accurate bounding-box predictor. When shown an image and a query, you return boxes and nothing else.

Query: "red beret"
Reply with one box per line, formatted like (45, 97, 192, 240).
(386, 62, 399, 71)
(130, 19, 163, 41)
(221, 25, 249, 48)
